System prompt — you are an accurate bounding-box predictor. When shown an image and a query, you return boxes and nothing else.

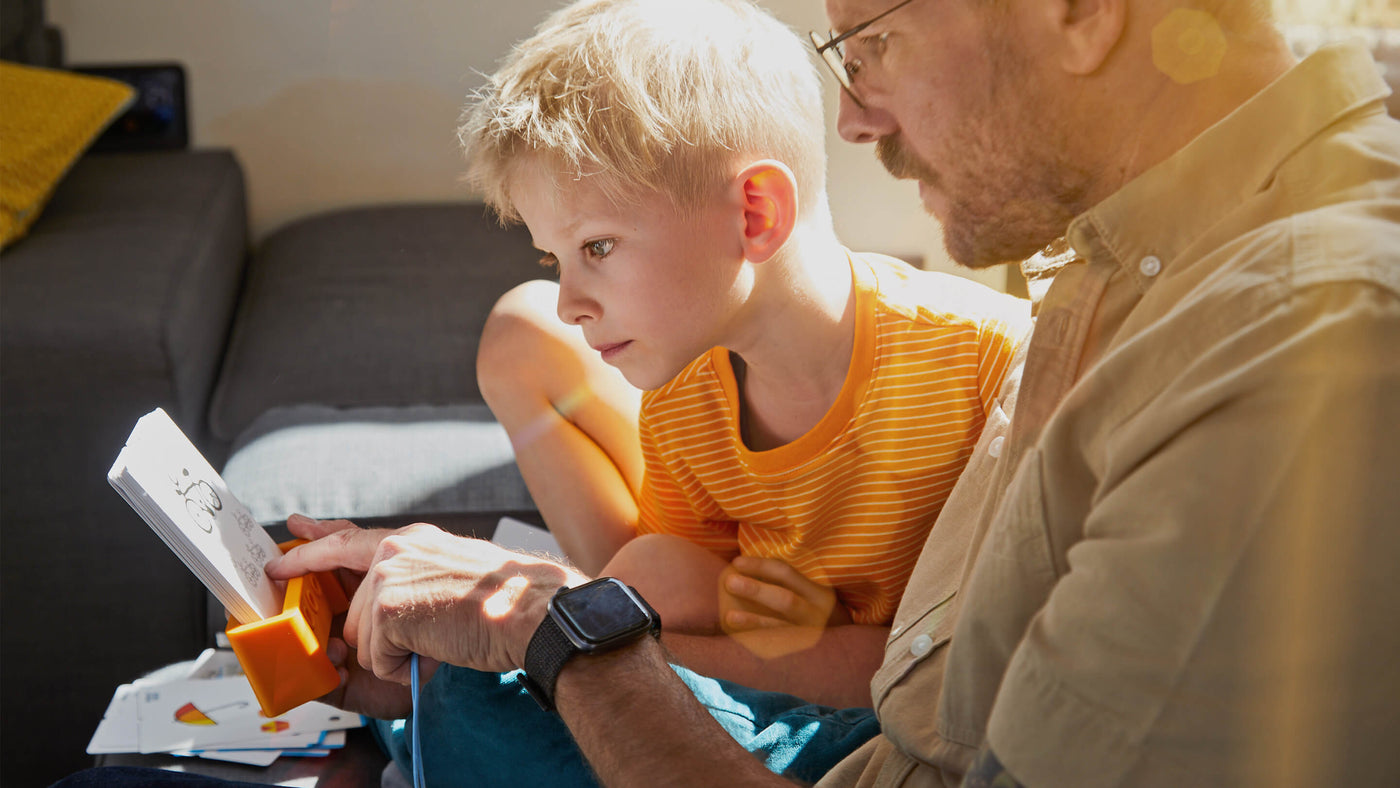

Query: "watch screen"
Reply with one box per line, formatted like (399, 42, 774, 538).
(556, 579, 651, 644)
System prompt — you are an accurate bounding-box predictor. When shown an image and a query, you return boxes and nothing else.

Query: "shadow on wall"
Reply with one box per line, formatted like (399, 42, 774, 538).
(205, 77, 473, 241)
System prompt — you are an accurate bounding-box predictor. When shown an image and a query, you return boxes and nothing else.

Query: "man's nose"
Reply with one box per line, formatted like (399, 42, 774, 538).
(836, 89, 899, 144)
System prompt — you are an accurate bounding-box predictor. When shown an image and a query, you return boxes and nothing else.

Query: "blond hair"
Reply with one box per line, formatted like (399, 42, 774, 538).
(459, 0, 827, 222)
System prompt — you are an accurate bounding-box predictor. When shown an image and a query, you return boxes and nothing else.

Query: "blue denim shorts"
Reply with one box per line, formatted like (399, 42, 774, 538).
(371, 663, 880, 787)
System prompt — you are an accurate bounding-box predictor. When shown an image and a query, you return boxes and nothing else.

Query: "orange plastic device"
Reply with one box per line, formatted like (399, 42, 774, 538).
(226, 540, 349, 717)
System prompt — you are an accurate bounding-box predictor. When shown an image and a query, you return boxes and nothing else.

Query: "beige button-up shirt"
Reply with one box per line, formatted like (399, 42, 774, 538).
(822, 42, 1400, 788)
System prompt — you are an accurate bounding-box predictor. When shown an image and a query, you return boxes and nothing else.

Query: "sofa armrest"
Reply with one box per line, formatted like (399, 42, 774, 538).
(0, 149, 248, 786)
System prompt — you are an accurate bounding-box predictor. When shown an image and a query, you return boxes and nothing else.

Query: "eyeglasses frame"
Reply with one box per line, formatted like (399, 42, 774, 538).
(809, 0, 919, 108)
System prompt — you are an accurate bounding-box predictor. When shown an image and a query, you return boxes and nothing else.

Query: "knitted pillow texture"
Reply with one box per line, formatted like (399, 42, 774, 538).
(0, 62, 134, 249)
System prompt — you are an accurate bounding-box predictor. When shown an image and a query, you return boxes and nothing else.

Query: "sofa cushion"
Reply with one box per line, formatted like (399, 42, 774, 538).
(0, 149, 248, 451)
(220, 403, 534, 525)
(207, 203, 545, 442)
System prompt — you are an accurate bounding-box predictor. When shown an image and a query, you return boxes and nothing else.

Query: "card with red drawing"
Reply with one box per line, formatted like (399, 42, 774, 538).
(134, 674, 362, 754)
(87, 649, 365, 764)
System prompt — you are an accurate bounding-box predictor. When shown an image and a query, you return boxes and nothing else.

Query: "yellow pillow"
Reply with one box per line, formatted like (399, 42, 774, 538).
(0, 62, 135, 250)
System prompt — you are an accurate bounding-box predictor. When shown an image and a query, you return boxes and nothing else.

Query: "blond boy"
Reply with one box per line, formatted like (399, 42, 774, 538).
(468, 0, 1030, 704)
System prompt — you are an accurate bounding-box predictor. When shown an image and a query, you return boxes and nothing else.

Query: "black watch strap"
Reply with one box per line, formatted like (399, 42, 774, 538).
(519, 605, 574, 712)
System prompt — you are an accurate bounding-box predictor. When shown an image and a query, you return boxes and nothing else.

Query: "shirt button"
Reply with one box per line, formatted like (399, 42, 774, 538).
(1139, 255, 1162, 277)
(910, 634, 934, 657)
(988, 435, 1005, 458)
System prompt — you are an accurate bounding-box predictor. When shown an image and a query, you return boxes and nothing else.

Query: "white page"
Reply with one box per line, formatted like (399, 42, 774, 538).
(492, 516, 563, 557)
(86, 683, 143, 754)
(183, 748, 283, 766)
(108, 408, 283, 621)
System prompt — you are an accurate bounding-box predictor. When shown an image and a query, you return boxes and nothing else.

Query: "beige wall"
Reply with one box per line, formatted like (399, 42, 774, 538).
(47, 0, 1006, 288)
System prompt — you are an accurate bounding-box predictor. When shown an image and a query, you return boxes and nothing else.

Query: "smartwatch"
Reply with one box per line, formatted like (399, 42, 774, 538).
(519, 577, 661, 712)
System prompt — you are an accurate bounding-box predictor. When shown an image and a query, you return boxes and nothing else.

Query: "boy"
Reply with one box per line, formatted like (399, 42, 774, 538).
(468, 0, 1030, 702)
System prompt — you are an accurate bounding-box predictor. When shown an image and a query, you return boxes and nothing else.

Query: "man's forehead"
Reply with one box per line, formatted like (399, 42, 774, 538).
(824, 0, 888, 32)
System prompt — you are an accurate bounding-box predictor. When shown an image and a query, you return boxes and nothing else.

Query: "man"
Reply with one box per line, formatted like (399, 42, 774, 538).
(814, 0, 1400, 785)
(58, 0, 1400, 786)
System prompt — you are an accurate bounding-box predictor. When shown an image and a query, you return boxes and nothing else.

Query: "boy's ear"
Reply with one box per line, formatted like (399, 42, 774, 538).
(734, 160, 798, 264)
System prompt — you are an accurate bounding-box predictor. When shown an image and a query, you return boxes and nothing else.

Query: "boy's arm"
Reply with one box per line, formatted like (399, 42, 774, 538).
(635, 409, 741, 556)
(607, 542, 884, 707)
(661, 624, 888, 709)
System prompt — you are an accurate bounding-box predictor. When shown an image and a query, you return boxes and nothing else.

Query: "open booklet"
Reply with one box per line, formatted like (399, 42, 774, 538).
(108, 408, 283, 623)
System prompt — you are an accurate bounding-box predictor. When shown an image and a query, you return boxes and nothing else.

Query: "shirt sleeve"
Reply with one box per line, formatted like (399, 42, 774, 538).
(975, 302, 1032, 419)
(984, 281, 1400, 787)
(634, 399, 740, 558)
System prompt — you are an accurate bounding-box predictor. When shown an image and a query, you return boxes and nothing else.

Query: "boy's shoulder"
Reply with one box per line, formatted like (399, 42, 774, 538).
(852, 251, 1030, 331)
(641, 347, 727, 414)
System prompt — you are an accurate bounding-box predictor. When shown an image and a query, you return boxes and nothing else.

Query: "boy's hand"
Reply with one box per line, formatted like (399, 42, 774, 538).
(718, 556, 852, 632)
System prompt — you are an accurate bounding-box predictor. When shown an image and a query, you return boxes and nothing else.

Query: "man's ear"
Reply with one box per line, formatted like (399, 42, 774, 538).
(1044, 0, 1126, 75)
(733, 160, 798, 264)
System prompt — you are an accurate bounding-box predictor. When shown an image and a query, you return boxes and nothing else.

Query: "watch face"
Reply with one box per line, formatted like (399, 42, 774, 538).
(555, 579, 653, 646)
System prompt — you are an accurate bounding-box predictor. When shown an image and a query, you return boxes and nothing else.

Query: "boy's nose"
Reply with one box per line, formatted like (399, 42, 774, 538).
(836, 89, 899, 145)
(555, 274, 596, 325)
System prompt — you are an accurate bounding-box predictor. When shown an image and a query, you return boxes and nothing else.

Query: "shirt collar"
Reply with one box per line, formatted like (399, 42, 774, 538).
(1067, 41, 1392, 287)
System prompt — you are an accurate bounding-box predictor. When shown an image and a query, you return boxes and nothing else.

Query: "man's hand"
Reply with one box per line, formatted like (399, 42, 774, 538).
(267, 515, 586, 687)
(318, 636, 414, 719)
(719, 555, 853, 632)
(272, 514, 376, 596)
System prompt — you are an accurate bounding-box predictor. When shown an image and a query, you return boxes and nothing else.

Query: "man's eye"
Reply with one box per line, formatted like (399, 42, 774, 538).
(538, 252, 558, 269)
(856, 31, 889, 59)
(585, 239, 615, 259)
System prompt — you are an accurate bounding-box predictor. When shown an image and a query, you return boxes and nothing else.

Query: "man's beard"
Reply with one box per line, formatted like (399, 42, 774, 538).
(876, 131, 1086, 269)
(874, 41, 1092, 270)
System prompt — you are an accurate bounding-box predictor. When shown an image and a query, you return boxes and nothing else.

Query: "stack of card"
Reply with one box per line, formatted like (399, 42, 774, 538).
(108, 408, 283, 624)
(87, 649, 364, 766)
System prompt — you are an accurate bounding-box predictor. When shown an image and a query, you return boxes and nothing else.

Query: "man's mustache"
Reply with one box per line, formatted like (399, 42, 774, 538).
(877, 136, 938, 183)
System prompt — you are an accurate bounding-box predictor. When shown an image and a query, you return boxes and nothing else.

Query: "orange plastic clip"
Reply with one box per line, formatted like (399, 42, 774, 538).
(226, 540, 350, 717)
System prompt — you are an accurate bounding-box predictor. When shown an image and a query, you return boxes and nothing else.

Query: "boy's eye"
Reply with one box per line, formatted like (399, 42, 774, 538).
(538, 252, 559, 269)
(585, 239, 615, 259)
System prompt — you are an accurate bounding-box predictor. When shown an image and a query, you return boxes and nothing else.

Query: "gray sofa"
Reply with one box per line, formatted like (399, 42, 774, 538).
(1, 150, 544, 787)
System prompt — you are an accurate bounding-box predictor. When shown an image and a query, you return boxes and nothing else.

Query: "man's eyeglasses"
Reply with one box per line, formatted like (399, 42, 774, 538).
(809, 0, 917, 108)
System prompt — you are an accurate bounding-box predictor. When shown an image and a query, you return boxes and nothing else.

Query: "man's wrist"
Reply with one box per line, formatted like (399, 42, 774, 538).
(552, 634, 667, 710)
(517, 577, 662, 710)
(504, 564, 588, 670)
